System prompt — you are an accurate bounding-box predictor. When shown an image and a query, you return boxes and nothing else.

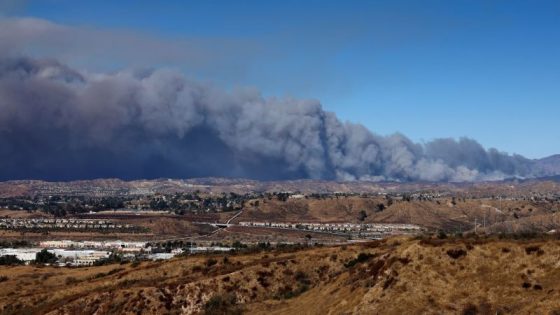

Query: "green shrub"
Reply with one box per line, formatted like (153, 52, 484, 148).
(446, 248, 467, 259)
(344, 252, 373, 268)
(35, 249, 57, 264)
(525, 246, 544, 255)
(203, 293, 242, 315)
(0, 255, 23, 266)
(294, 271, 311, 285)
(275, 283, 309, 299)
(206, 258, 218, 267)
(65, 277, 78, 285)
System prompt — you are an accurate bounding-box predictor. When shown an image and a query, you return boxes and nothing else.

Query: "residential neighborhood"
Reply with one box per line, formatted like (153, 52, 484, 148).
(0, 218, 140, 232)
(238, 221, 424, 238)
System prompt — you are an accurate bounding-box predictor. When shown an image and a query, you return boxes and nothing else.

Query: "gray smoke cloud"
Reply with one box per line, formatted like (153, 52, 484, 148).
(0, 54, 538, 182)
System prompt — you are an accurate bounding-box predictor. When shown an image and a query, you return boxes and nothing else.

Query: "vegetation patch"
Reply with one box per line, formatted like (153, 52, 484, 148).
(206, 258, 218, 267)
(65, 276, 79, 285)
(0, 255, 23, 266)
(533, 284, 543, 290)
(446, 248, 467, 259)
(345, 252, 374, 268)
(256, 270, 273, 288)
(203, 293, 242, 315)
(525, 246, 544, 256)
(275, 284, 309, 300)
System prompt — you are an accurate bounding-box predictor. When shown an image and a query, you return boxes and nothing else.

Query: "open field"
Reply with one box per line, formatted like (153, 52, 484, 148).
(2, 235, 560, 314)
(0, 210, 52, 219)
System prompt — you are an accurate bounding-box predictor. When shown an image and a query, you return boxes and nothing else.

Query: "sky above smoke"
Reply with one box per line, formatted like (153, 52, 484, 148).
(0, 16, 549, 182)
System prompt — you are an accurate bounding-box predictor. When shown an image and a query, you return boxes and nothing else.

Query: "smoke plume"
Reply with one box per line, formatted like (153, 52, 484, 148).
(0, 54, 539, 182)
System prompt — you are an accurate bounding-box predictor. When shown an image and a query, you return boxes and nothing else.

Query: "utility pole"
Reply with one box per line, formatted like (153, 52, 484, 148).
(474, 217, 477, 233)
(499, 196, 502, 212)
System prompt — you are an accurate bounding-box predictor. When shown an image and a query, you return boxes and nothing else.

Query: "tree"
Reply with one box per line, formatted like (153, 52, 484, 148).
(375, 203, 386, 212)
(203, 293, 241, 315)
(0, 255, 24, 265)
(386, 196, 394, 207)
(304, 234, 312, 246)
(232, 241, 246, 249)
(276, 193, 289, 202)
(35, 249, 57, 264)
(357, 210, 367, 222)
(437, 230, 448, 239)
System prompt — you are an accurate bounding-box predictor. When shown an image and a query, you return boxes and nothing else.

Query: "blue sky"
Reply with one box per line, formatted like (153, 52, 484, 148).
(6, 0, 560, 159)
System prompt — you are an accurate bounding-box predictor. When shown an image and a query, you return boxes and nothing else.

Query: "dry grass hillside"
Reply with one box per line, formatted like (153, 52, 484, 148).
(238, 196, 560, 233)
(3, 235, 560, 314)
(0, 209, 52, 219)
(238, 196, 386, 222)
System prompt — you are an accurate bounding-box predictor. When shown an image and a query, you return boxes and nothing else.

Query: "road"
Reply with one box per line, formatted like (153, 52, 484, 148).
(226, 210, 243, 224)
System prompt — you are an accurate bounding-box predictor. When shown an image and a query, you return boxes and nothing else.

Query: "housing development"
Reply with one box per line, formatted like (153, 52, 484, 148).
(0, 218, 138, 231)
(1, 178, 559, 265)
(238, 221, 423, 238)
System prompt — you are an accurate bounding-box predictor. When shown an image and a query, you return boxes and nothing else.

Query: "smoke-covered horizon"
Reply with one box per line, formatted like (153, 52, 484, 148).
(0, 54, 548, 182)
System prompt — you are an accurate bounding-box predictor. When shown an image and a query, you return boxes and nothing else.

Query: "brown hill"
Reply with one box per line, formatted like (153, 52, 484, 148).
(3, 236, 560, 314)
(238, 195, 560, 233)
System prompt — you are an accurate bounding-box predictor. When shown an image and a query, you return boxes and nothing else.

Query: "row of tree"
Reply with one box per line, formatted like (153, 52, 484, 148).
(0, 249, 57, 266)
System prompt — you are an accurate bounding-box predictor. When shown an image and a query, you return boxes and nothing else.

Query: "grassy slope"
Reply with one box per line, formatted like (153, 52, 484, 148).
(239, 196, 559, 233)
(2, 236, 560, 314)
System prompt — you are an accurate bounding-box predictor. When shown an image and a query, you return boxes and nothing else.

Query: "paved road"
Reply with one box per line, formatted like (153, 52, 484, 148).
(226, 210, 243, 224)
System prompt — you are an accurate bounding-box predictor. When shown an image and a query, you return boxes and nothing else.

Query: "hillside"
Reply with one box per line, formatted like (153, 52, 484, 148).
(2, 236, 560, 314)
(238, 195, 560, 233)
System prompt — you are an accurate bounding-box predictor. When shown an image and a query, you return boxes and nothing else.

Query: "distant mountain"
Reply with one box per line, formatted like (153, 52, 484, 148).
(0, 154, 559, 198)
(533, 154, 560, 178)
